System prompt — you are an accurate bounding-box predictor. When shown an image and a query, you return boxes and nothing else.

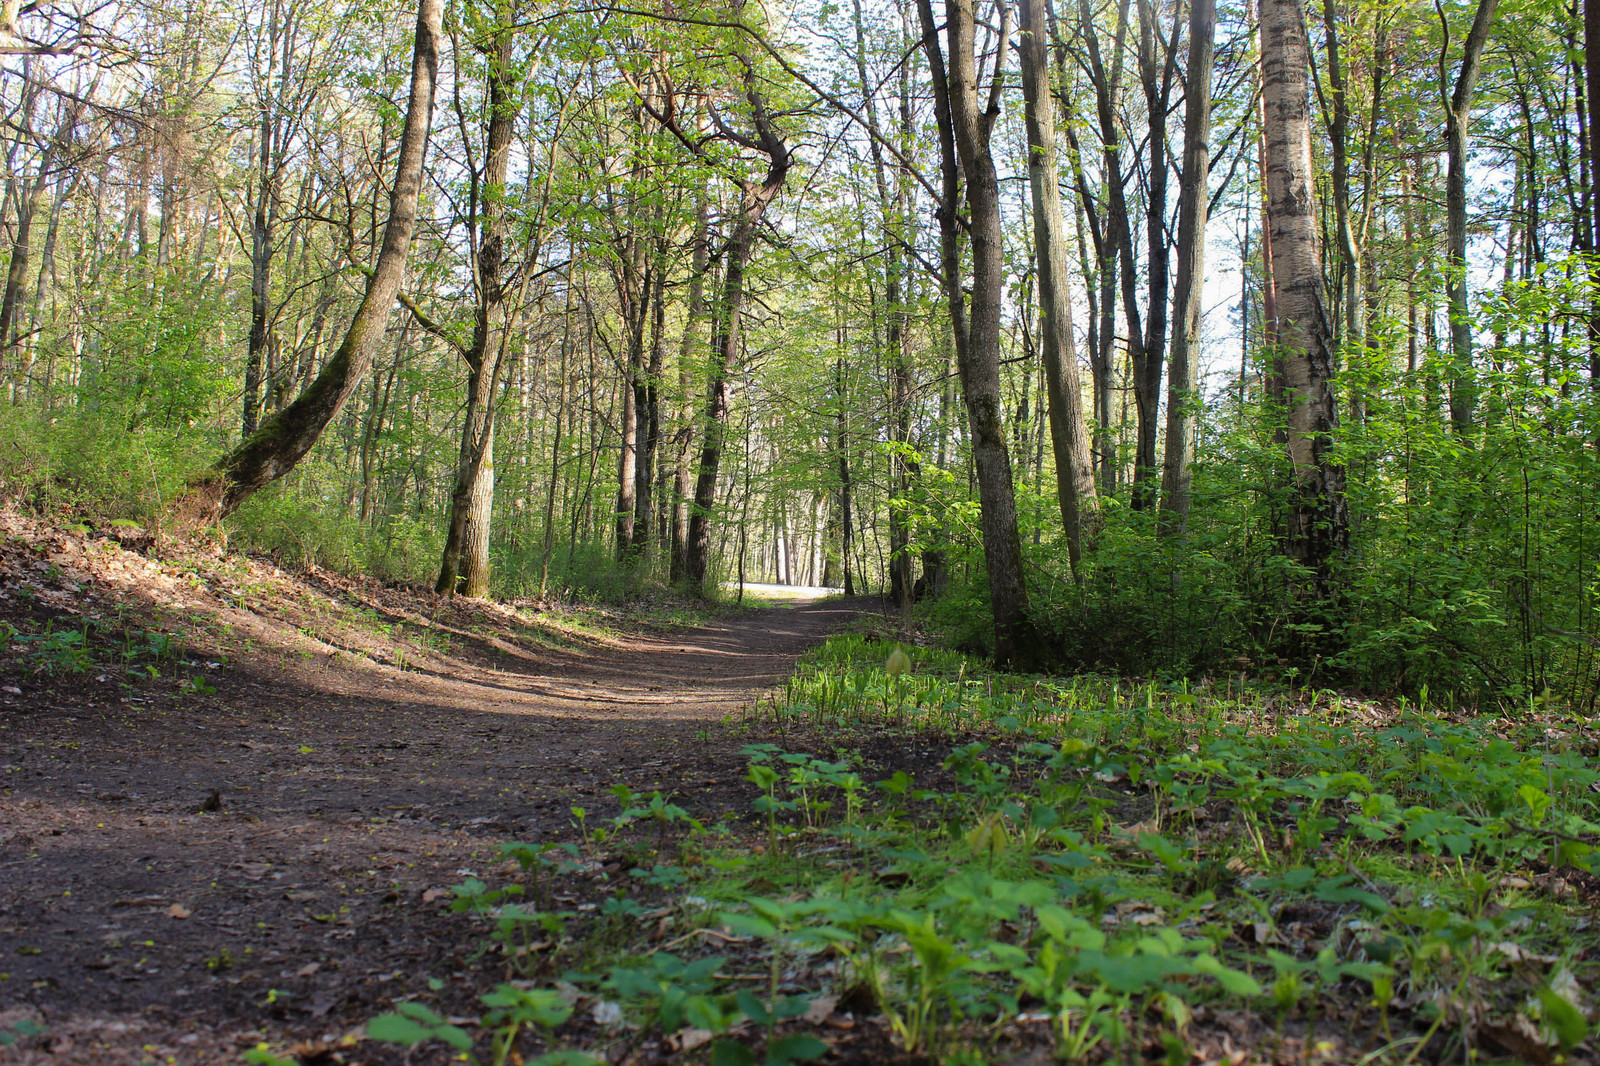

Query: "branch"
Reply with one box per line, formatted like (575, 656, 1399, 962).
(592, 5, 944, 208)
(396, 291, 468, 355)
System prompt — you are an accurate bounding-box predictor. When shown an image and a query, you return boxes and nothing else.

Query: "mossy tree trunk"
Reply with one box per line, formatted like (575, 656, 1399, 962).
(175, 0, 442, 527)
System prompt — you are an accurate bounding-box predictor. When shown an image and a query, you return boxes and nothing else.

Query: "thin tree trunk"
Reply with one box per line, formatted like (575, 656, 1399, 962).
(0, 159, 47, 365)
(682, 38, 790, 593)
(1132, 0, 1176, 509)
(852, 0, 915, 607)
(1585, 0, 1600, 426)
(1442, 0, 1501, 434)
(633, 240, 666, 562)
(836, 356, 856, 596)
(1019, 0, 1099, 572)
(1159, 0, 1216, 534)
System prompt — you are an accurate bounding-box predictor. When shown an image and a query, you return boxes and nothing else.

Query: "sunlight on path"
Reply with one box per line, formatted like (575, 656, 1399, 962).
(722, 581, 844, 603)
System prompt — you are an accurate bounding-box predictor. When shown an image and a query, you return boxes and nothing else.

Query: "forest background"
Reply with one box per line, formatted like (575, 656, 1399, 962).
(0, 0, 1596, 711)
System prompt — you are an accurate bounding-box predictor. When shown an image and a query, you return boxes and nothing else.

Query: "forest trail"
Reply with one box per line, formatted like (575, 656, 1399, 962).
(0, 517, 869, 1062)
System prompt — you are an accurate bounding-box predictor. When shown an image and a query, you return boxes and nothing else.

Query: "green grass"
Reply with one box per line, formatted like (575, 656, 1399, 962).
(360, 634, 1600, 1065)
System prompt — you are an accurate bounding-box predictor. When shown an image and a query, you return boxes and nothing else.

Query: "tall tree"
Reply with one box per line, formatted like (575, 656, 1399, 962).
(1018, 0, 1098, 571)
(1260, 0, 1348, 580)
(1158, 0, 1215, 532)
(923, 0, 1044, 666)
(1440, 0, 1501, 434)
(429, 1, 521, 598)
(1131, 0, 1178, 508)
(640, 8, 790, 594)
(852, 0, 916, 608)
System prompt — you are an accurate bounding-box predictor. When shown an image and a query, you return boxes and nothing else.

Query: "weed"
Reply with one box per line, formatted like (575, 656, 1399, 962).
(382, 634, 1600, 1062)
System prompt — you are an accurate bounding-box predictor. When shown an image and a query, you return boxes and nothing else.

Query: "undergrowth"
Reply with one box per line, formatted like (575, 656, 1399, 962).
(336, 634, 1600, 1065)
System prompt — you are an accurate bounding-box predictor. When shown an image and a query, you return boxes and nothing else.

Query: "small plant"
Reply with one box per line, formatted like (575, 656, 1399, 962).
(16, 623, 92, 675)
(0, 1018, 46, 1049)
(179, 674, 217, 696)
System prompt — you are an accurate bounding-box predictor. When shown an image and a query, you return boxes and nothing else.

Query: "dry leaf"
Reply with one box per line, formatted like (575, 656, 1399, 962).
(803, 995, 839, 1024)
(665, 1028, 714, 1052)
(166, 904, 191, 919)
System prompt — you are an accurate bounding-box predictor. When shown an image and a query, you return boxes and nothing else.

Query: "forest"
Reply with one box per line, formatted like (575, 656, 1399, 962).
(0, 0, 1599, 1058)
(0, 0, 1595, 698)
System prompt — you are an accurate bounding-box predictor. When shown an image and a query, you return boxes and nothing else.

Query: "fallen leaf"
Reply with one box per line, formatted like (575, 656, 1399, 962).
(1491, 941, 1556, 965)
(665, 1028, 714, 1052)
(803, 995, 839, 1024)
(296, 962, 320, 977)
(421, 887, 451, 903)
(166, 904, 191, 919)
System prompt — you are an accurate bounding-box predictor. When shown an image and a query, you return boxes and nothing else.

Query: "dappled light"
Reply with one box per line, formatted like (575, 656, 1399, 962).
(2, 0, 1598, 1057)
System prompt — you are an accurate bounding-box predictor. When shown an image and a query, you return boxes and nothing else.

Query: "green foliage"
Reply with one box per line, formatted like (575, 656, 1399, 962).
(403, 636, 1597, 1061)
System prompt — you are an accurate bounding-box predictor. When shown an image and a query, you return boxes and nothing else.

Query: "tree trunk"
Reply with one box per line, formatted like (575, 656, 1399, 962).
(633, 246, 666, 561)
(670, 199, 708, 585)
(853, 0, 915, 608)
(615, 330, 638, 557)
(1443, 0, 1501, 435)
(1261, 0, 1348, 583)
(1132, 0, 1176, 509)
(1158, 0, 1215, 533)
(1588, 0, 1600, 422)
(0, 160, 46, 363)
(933, 0, 1042, 667)
(243, 108, 277, 438)
(835, 357, 856, 595)
(176, 0, 442, 527)
(437, 11, 517, 598)
(683, 53, 790, 593)
(1018, 0, 1098, 572)
(1321, 0, 1359, 353)
(1068, 0, 1133, 497)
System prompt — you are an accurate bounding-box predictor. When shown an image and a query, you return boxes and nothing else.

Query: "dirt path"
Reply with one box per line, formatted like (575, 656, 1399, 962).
(0, 534, 868, 1063)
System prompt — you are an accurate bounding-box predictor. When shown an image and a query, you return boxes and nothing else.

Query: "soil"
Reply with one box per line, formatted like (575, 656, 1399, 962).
(0, 511, 879, 1064)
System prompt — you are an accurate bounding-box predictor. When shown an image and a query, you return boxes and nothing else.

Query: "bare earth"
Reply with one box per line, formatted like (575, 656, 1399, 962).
(0, 513, 867, 1064)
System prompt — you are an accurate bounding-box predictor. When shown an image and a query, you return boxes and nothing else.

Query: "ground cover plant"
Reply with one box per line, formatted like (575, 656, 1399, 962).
(354, 633, 1600, 1064)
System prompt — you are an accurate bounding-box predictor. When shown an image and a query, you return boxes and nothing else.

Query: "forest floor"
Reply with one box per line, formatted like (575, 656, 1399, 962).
(5, 512, 1599, 1066)
(0, 509, 876, 1064)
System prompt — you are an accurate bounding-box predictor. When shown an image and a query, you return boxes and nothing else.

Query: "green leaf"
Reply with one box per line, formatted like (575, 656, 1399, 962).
(1518, 784, 1552, 824)
(712, 1039, 758, 1066)
(765, 1034, 829, 1064)
(365, 1014, 436, 1046)
(1191, 953, 1263, 996)
(720, 912, 778, 939)
(736, 989, 773, 1026)
(1538, 986, 1589, 1049)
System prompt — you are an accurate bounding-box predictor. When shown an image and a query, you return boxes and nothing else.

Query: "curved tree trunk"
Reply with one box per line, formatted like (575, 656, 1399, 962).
(682, 48, 790, 593)
(175, 0, 442, 527)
